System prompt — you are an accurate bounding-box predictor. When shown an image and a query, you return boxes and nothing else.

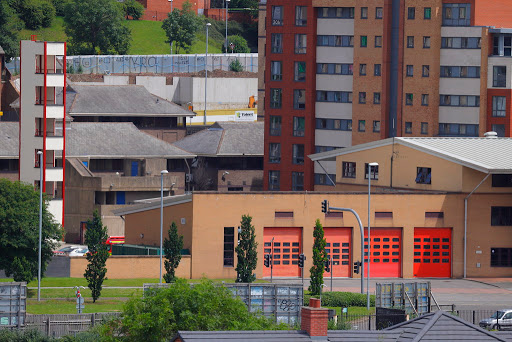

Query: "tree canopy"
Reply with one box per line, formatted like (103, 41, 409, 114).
(63, 0, 131, 55)
(161, 1, 200, 54)
(0, 179, 62, 282)
(0, 2, 23, 59)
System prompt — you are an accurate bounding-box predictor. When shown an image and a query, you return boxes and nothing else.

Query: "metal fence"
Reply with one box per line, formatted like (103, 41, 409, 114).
(0, 283, 26, 328)
(376, 282, 431, 314)
(6, 53, 258, 75)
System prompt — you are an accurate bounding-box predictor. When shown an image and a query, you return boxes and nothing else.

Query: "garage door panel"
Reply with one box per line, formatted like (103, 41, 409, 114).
(263, 227, 302, 277)
(365, 228, 402, 278)
(414, 228, 451, 278)
(324, 228, 352, 278)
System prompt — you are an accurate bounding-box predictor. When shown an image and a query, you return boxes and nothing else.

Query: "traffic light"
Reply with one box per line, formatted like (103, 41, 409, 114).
(353, 261, 361, 274)
(324, 259, 331, 273)
(298, 253, 306, 268)
(264, 254, 271, 267)
(321, 199, 328, 213)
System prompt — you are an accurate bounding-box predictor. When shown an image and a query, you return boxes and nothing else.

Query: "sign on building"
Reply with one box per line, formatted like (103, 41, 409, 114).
(234, 111, 257, 122)
(0, 282, 27, 327)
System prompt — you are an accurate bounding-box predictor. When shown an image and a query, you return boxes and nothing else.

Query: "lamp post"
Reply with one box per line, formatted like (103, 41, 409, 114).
(168, 0, 173, 54)
(204, 22, 211, 126)
(367, 162, 378, 311)
(159, 169, 168, 284)
(225, 0, 230, 52)
(37, 151, 43, 302)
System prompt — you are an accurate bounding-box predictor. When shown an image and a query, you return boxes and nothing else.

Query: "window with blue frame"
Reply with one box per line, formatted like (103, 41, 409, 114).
(415, 167, 431, 185)
(317, 35, 354, 47)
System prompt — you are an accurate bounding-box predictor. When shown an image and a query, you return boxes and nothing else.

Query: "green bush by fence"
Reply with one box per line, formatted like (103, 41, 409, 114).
(304, 292, 376, 308)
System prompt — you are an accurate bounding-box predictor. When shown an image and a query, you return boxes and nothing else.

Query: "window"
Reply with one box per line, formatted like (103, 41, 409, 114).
(292, 172, 304, 191)
(317, 7, 354, 19)
(424, 7, 431, 19)
(376, 7, 383, 19)
(374, 92, 381, 104)
(375, 36, 382, 48)
(406, 93, 413, 105)
(405, 122, 412, 134)
(293, 117, 305, 137)
(494, 35, 512, 56)
(316, 91, 352, 103)
(359, 92, 366, 104)
(270, 88, 282, 108)
(493, 66, 507, 87)
(294, 89, 306, 109)
(359, 64, 367, 76)
(269, 116, 281, 136)
(316, 118, 352, 131)
(317, 35, 354, 47)
(315, 146, 338, 153)
(421, 122, 428, 134)
(492, 124, 506, 137)
(416, 167, 432, 184)
(342, 162, 356, 178)
(292, 144, 304, 164)
(443, 3, 471, 26)
(270, 61, 282, 81)
(442, 37, 481, 49)
(374, 64, 381, 76)
(493, 96, 506, 117)
(491, 248, 512, 267)
(294, 61, 306, 81)
(269, 143, 281, 163)
(365, 163, 379, 180)
(439, 123, 479, 136)
(361, 7, 368, 19)
(296, 6, 307, 26)
(406, 65, 413, 77)
(358, 120, 365, 132)
(422, 65, 429, 77)
(408, 7, 415, 19)
(271, 6, 283, 25)
(492, 207, 512, 226)
(423, 36, 430, 48)
(439, 95, 480, 107)
(407, 36, 414, 48)
(421, 94, 429, 106)
(493, 174, 512, 187)
(295, 34, 307, 54)
(223, 227, 234, 266)
(440, 66, 480, 78)
(373, 120, 381, 132)
(360, 36, 367, 47)
(317, 63, 353, 75)
(315, 173, 336, 186)
(271, 33, 283, 53)
(268, 170, 280, 191)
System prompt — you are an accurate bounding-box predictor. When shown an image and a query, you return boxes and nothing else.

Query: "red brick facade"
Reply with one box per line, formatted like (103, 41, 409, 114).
(300, 298, 328, 337)
(487, 89, 512, 136)
(139, 0, 210, 21)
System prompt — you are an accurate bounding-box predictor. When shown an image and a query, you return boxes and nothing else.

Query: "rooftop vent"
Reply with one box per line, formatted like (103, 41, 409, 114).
(484, 131, 498, 139)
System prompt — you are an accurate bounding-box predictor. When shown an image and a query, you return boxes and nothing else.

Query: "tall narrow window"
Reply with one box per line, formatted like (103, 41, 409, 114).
(406, 93, 413, 105)
(424, 7, 431, 19)
(406, 65, 414, 77)
(292, 144, 304, 164)
(493, 66, 507, 87)
(373, 120, 381, 132)
(493, 96, 506, 117)
(270, 61, 282, 81)
(295, 34, 307, 54)
(223, 227, 235, 266)
(270, 88, 282, 108)
(405, 122, 412, 134)
(359, 92, 366, 104)
(421, 94, 429, 106)
(358, 120, 365, 132)
(269, 116, 281, 136)
(422, 65, 430, 77)
(271, 33, 283, 53)
(361, 7, 368, 19)
(271, 6, 283, 25)
(374, 64, 381, 76)
(268, 171, 280, 191)
(294, 89, 306, 109)
(407, 36, 414, 48)
(293, 117, 305, 137)
(421, 122, 428, 134)
(376, 7, 383, 19)
(408, 7, 415, 19)
(295, 6, 307, 26)
(423, 36, 431, 48)
(361, 36, 367, 47)
(269, 143, 281, 163)
(294, 61, 306, 81)
(360, 64, 367, 76)
(374, 92, 381, 104)
(375, 36, 382, 48)
(292, 172, 304, 191)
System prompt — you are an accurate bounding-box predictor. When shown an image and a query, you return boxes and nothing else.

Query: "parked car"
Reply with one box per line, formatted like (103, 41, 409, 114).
(53, 246, 80, 256)
(479, 309, 512, 330)
(68, 248, 89, 257)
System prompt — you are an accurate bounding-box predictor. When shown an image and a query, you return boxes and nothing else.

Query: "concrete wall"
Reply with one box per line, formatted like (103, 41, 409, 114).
(216, 169, 263, 192)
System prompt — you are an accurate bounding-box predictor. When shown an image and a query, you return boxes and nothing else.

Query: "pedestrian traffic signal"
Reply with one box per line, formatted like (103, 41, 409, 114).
(264, 254, 272, 267)
(298, 253, 306, 268)
(353, 261, 361, 274)
(321, 199, 328, 213)
(324, 259, 331, 273)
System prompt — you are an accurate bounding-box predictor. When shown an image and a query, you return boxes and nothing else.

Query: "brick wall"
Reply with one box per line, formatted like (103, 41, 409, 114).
(300, 298, 328, 337)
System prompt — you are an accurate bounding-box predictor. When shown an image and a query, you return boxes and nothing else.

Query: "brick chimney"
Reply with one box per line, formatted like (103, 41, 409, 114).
(301, 298, 329, 338)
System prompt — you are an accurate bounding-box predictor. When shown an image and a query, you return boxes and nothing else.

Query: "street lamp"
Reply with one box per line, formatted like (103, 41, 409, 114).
(37, 151, 43, 302)
(159, 169, 168, 284)
(225, 0, 230, 52)
(204, 22, 211, 126)
(168, 0, 173, 54)
(367, 162, 378, 311)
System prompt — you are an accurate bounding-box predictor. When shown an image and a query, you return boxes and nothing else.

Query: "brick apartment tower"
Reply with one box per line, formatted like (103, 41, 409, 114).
(262, 0, 512, 191)
(19, 40, 66, 226)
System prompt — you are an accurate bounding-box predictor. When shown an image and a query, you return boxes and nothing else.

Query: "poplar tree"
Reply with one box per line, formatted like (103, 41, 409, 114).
(163, 222, 183, 283)
(308, 219, 327, 296)
(84, 210, 109, 302)
(235, 214, 258, 283)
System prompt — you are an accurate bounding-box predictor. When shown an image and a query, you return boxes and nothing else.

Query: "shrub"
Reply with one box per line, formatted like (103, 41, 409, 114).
(328, 319, 353, 330)
(304, 291, 376, 307)
(51, 0, 71, 16)
(123, 0, 144, 20)
(224, 34, 249, 53)
(20, 0, 45, 30)
(41, 0, 56, 27)
(0, 328, 55, 341)
(229, 59, 243, 72)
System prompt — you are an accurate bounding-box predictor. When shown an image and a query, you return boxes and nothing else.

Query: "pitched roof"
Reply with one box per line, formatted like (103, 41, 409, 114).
(0, 122, 18, 158)
(173, 121, 264, 157)
(172, 330, 318, 342)
(67, 84, 195, 117)
(308, 137, 512, 174)
(328, 331, 402, 341)
(113, 194, 192, 216)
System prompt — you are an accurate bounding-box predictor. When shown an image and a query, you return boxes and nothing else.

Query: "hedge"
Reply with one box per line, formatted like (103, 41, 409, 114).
(304, 291, 376, 307)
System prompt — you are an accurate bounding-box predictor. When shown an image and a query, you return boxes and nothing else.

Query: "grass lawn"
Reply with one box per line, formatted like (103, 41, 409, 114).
(328, 306, 375, 317)
(27, 299, 125, 314)
(19, 16, 68, 42)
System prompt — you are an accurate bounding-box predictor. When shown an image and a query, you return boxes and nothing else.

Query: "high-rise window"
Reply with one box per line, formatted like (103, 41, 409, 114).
(271, 33, 283, 53)
(360, 64, 367, 76)
(424, 7, 431, 19)
(440, 95, 480, 107)
(421, 122, 428, 134)
(317, 35, 354, 47)
(316, 91, 352, 103)
(406, 93, 413, 105)
(358, 120, 365, 132)
(317, 7, 354, 18)
(268, 171, 280, 191)
(374, 92, 381, 104)
(223, 227, 234, 266)
(270, 61, 282, 81)
(376, 7, 383, 19)
(292, 172, 304, 191)
(293, 117, 305, 136)
(406, 65, 413, 77)
(374, 64, 381, 76)
(295, 34, 307, 54)
(294, 89, 306, 109)
(405, 122, 412, 134)
(270, 88, 282, 108)
(361, 7, 368, 19)
(375, 36, 382, 48)
(359, 92, 366, 104)
(442, 3, 470, 26)
(271, 6, 283, 25)
(421, 94, 429, 106)
(407, 36, 414, 48)
(440, 66, 480, 78)
(316, 118, 352, 131)
(423, 36, 431, 48)
(422, 65, 430, 77)
(442, 37, 481, 49)
(317, 63, 353, 75)
(269, 143, 281, 163)
(294, 62, 306, 81)
(269, 116, 281, 136)
(493, 96, 506, 117)
(292, 144, 304, 164)
(373, 120, 381, 132)
(439, 123, 479, 136)
(342, 162, 356, 178)
(492, 124, 506, 137)
(295, 6, 307, 26)
(493, 66, 507, 87)
(361, 36, 367, 47)
(408, 7, 415, 19)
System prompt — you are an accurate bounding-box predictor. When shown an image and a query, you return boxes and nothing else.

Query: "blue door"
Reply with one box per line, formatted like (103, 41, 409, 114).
(131, 161, 139, 176)
(116, 191, 126, 205)
(82, 161, 88, 168)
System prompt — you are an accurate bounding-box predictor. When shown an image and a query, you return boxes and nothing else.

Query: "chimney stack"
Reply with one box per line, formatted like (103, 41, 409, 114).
(301, 298, 329, 338)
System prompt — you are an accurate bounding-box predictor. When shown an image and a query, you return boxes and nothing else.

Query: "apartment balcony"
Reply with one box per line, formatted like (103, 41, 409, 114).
(98, 173, 183, 191)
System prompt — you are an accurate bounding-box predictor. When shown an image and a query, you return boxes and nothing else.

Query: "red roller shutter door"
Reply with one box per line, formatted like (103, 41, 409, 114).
(324, 228, 352, 278)
(414, 228, 452, 278)
(364, 228, 402, 278)
(263, 227, 302, 277)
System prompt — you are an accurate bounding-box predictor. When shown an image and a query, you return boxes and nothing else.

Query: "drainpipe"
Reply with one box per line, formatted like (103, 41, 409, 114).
(464, 173, 490, 278)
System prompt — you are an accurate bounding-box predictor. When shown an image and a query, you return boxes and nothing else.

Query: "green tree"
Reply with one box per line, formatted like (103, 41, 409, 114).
(223, 35, 249, 53)
(84, 210, 109, 303)
(235, 214, 258, 283)
(40, 0, 56, 27)
(63, 0, 131, 55)
(0, 179, 62, 282)
(104, 279, 285, 341)
(308, 219, 327, 296)
(0, 2, 23, 59)
(163, 222, 183, 283)
(122, 0, 144, 20)
(161, 1, 200, 54)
